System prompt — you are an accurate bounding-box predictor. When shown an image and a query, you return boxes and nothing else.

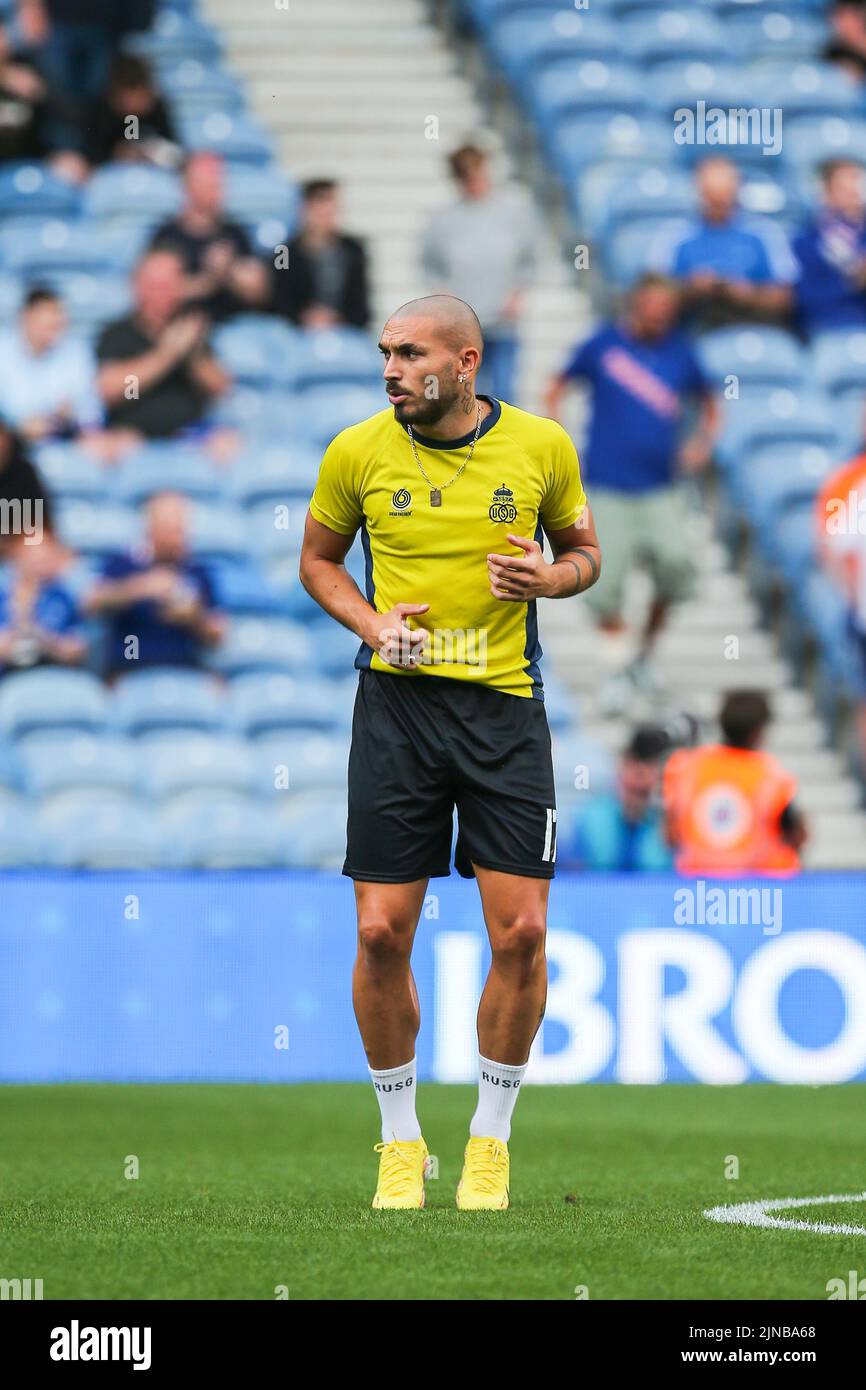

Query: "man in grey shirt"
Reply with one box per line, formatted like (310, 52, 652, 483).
(420, 144, 539, 404)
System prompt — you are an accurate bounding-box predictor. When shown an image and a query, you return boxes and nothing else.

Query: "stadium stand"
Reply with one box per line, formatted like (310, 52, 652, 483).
(0, 0, 864, 869)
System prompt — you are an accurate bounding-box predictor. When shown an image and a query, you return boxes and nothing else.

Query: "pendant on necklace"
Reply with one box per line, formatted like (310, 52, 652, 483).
(430, 489, 442, 507)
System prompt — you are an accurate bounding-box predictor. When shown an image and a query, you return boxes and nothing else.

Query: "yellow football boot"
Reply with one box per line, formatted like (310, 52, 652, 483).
(456, 1136, 510, 1210)
(371, 1137, 429, 1209)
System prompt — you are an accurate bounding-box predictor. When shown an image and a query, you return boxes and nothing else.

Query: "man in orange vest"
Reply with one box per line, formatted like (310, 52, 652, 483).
(816, 450, 866, 777)
(663, 691, 807, 876)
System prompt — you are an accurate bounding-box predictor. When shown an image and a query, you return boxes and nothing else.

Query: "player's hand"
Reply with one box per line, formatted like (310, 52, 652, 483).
(370, 602, 430, 668)
(488, 534, 554, 601)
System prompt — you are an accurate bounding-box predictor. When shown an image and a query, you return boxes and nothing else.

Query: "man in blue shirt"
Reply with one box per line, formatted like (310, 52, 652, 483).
(792, 159, 866, 339)
(562, 725, 673, 872)
(84, 491, 225, 677)
(652, 157, 795, 331)
(546, 274, 718, 708)
(0, 527, 85, 675)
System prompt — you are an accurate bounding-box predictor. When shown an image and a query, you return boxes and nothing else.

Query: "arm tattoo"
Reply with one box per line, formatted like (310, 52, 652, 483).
(563, 547, 599, 594)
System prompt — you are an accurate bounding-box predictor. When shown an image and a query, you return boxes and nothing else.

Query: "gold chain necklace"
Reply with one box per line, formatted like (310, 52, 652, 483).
(406, 405, 482, 507)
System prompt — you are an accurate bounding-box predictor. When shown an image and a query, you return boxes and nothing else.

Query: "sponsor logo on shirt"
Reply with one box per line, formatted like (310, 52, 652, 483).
(389, 488, 413, 517)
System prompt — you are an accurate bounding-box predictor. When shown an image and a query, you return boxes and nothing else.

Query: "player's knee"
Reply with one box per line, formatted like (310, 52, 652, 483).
(491, 914, 546, 965)
(357, 917, 412, 964)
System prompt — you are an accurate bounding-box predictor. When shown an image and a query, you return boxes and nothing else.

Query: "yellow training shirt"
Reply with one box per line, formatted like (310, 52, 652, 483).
(308, 398, 586, 697)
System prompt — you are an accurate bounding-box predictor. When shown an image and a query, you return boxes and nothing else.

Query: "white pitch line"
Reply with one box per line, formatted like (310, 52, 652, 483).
(704, 1192, 866, 1237)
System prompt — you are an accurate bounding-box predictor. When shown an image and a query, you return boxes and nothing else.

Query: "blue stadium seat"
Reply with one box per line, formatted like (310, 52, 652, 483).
(207, 616, 313, 676)
(765, 499, 817, 588)
(253, 732, 350, 796)
(813, 330, 866, 396)
(602, 167, 695, 241)
(32, 443, 106, 502)
(698, 327, 805, 388)
(724, 8, 828, 62)
(528, 60, 646, 134)
(647, 60, 751, 120)
(551, 730, 617, 798)
(0, 797, 43, 864)
(17, 733, 138, 798)
(188, 502, 249, 561)
(278, 791, 349, 868)
(485, 10, 619, 85)
(114, 443, 222, 505)
(139, 732, 257, 800)
(0, 669, 109, 740)
(246, 499, 309, 557)
(178, 112, 273, 165)
(293, 384, 387, 450)
(294, 328, 381, 391)
(225, 164, 298, 226)
(623, 8, 729, 65)
(34, 269, 132, 330)
(550, 112, 673, 186)
(731, 440, 836, 531)
(0, 164, 80, 220)
(228, 444, 320, 508)
(83, 164, 181, 230)
(783, 115, 866, 173)
(159, 792, 288, 868)
(159, 59, 246, 115)
(206, 557, 284, 617)
(716, 389, 839, 472)
(304, 623, 364, 679)
(230, 673, 352, 737)
(265, 561, 319, 620)
(602, 217, 675, 288)
(111, 669, 226, 736)
(39, 793, 162, 868)
(754, 61, 864, 118)
(128, 9, 222, 64)
(211, 315, 300, 387)
(0, 219, 142, 277)
(56, 501, 141, 558)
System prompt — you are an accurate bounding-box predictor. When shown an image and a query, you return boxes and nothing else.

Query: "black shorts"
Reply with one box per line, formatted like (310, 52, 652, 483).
(343, 668, 557, 883)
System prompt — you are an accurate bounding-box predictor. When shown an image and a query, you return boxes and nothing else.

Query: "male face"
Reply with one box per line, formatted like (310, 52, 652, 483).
(618, 756, 660, 820)
(630, 284, 679, 340)
(303, 188, 339, 237)
(185, 153, 224, 216)
(134, 252, 186, 324)
(379, 315, 467, 428)
(696, 158, 740, 222)
(147, 494, 188, 562)
(22, 297, 65, 353)
(824, 162, 866, 221)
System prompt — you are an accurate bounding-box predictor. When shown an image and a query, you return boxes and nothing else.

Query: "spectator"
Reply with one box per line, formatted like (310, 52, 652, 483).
(0, 526, 85, 675)
(663, 691, 807, 876)
(0, 288, 102, 443)
(824, 0, 866, 83)
(84, 52, 179, 169)
(272, 177, 370, 330)
(792, 159, 866, 339)
(0, 23, 50, 162)
(651, 157, 796, 330)
(545, 273, 719, 709)
(563, 726, 673, 871)
(816, 450, 866, 775)
(84, 491, 225, 678)
(0, 421, 52, 538)
(420, 143, 538, 402)
(96, 249, 231, 442)
(149, 151, 269, 321)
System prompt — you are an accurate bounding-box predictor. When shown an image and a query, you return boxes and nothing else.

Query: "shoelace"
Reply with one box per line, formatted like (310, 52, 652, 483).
(374, 1141, 421, 1195)
(466, 1139, 507, 1193)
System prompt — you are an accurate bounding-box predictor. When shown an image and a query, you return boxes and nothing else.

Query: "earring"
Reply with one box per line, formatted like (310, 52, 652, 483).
(458, 374, 466, 382)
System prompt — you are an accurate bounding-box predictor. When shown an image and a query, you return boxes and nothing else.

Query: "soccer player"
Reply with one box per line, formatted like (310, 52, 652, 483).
(299, 295, 600, 1210)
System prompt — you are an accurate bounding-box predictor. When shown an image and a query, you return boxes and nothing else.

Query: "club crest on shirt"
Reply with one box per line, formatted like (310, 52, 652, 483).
(488, 483, 517, 524)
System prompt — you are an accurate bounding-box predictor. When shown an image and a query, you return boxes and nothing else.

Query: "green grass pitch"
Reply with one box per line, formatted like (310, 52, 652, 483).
(3, 1083, 865, 1300)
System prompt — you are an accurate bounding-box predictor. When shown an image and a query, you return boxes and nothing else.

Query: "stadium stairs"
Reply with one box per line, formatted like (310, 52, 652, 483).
(205, 0, 866, 868)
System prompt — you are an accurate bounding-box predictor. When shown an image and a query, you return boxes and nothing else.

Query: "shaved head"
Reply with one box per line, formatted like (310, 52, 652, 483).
(388, 295, 483, 353)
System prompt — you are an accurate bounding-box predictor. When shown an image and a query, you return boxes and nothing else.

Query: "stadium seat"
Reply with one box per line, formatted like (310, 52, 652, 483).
(32, 443, 106, 503)
(83, 164, 182, 229)
(35, 269, 132, 331)
(229, 673, 353, 737)
(114, 443, 222, 505)
(813, 330, 866, 396)
(293, 328, 381, 391)
(277, 791, 349, 869)
(188, 502, 250, 561)
(716, 389, 839, 473)
(206, 557, 285, 617)
(159, 792, 288, 868)
(178, 112, 273, 165)
(207, 616, 314, 677)
(246, 499, 309, 557)
(228, 444, 320, 509)
(0, 164, 80, 220)
(111, 669, 226, 736)
(211, 315, 301, 387)
(0, 797, 44, 865)
(225, 164, 298, 226)
(39, 792, 162, 868)
(623, 9, 730, 66)
(698, 327, 806, 388)
(139, 732, 257, 800)
(128, 9, 222, 64)
(783, 115, 866, 172)
(56, 501, 141, 558)
(0, 669, 109, 740)
(0, 219, 143, 277)
(527, 61, 647, 135)
(754, 61, 864, 119)
(253, 732, 350, 796)
(723, 8, 829, 62)
(484, 10, 619, 85)
(550, 112, 673, 187)
(159, 59, 246, 115)
(292, 384, 388, 450)
(17, 733, 138, 798)
(731, 440, 836, 531)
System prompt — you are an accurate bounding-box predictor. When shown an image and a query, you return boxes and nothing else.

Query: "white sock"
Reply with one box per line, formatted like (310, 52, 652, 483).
(469, 1054, 528, 1143)
(369, 1057, 422, 1142)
